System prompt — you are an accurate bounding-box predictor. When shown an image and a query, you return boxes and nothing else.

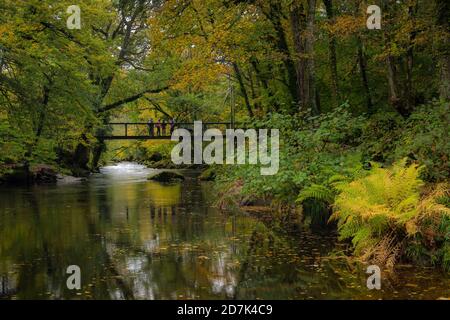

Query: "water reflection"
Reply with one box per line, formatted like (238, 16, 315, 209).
(0, 163, 448, 300)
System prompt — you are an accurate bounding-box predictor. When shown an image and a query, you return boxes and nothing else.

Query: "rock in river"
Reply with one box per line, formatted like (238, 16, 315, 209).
(31, 165, 57, 184)
(148, 171, 185, 182)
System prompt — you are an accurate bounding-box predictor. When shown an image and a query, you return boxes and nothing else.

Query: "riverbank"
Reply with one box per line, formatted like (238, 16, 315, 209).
(0, 163, 88, 185)
(209, 162, 450, 274)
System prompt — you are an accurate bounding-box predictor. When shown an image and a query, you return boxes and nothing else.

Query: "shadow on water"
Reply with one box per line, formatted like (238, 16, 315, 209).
(0, 162, 448, 299)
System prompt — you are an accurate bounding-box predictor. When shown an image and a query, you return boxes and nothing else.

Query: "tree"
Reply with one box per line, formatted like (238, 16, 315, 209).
(436, 0, 450, 100)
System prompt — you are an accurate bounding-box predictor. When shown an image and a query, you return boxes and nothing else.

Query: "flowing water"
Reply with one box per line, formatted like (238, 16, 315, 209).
(0, 162, 448, 300)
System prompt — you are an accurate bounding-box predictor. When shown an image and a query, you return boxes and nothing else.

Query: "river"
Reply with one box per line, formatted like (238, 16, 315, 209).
(0, 162, 448, 299)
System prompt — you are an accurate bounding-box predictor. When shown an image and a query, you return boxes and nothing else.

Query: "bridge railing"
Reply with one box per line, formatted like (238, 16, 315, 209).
(99, 122, 239, 140)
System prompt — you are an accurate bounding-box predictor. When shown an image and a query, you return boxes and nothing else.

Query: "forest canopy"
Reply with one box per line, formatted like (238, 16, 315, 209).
(1, 0, 448, 171)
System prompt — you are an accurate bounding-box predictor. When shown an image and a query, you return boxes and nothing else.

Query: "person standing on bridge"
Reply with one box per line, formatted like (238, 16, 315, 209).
(147, 118, 154, 137)
(169, 118, 175, 135)
(156, 119, 161, 136)
(161, 119, 167, 136)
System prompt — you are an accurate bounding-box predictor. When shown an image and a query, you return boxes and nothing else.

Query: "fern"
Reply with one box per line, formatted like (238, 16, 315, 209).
(296, 184, 334, 204)
(331, 160, 450, 270)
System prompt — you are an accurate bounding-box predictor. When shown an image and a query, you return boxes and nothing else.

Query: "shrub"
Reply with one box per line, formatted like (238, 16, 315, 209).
(360, 101, 450, 181)
(217, 104, 367, 203)
(331, 160, 450, 270)
(360, 111, 404, 163)
(393, 100, 450, 181)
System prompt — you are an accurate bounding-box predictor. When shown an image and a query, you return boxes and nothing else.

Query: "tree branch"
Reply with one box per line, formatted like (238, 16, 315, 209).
(146, 98, 172, 118)
(97, 86, 169, 113)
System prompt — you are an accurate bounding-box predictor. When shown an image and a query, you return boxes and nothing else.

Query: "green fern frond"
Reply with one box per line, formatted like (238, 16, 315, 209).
(296, 184, 334, 204)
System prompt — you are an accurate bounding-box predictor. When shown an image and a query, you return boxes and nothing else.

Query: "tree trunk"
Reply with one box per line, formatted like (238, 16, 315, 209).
(323, 0, 339, 104)
(290, 1, 307, 111)
(34, 85, 50, 140)
(265, 1, 300, 110)
(352, 1, 373, 113)
(436, 0, 450, 100)
(91, 140, 106, 171)
(233, 62, 254, 117)
(247, 67, 262, 113)
(405, 3, 417, 111)
(386, 56, 401, 108)
(382, 1, 411, 117)
(250, 58, 279, 112)
(440, 56, 450, 101)
(290, 0, 319, 115)
(24, 83, 51, 183)
(357, 39, 373, 112)
(72, 134, 90, 176)
(305, 0, 319, 114)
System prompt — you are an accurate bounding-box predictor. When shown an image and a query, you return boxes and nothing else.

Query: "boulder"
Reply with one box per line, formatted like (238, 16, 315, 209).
(56, 174, 87, 184)
(148, 152, 163, 162)
(0, 164, 59, 185)
(149, 158, 180, 169)
(148, 171, 185, 182)
(31, 165, 57, 184)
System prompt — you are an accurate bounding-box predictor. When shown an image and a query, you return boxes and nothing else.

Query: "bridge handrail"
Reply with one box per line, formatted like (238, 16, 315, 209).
(106, 122, 239, 126)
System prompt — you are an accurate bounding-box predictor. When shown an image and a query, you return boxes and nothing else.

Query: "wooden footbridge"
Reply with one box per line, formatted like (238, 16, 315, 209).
(97, 122, 236, 140)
